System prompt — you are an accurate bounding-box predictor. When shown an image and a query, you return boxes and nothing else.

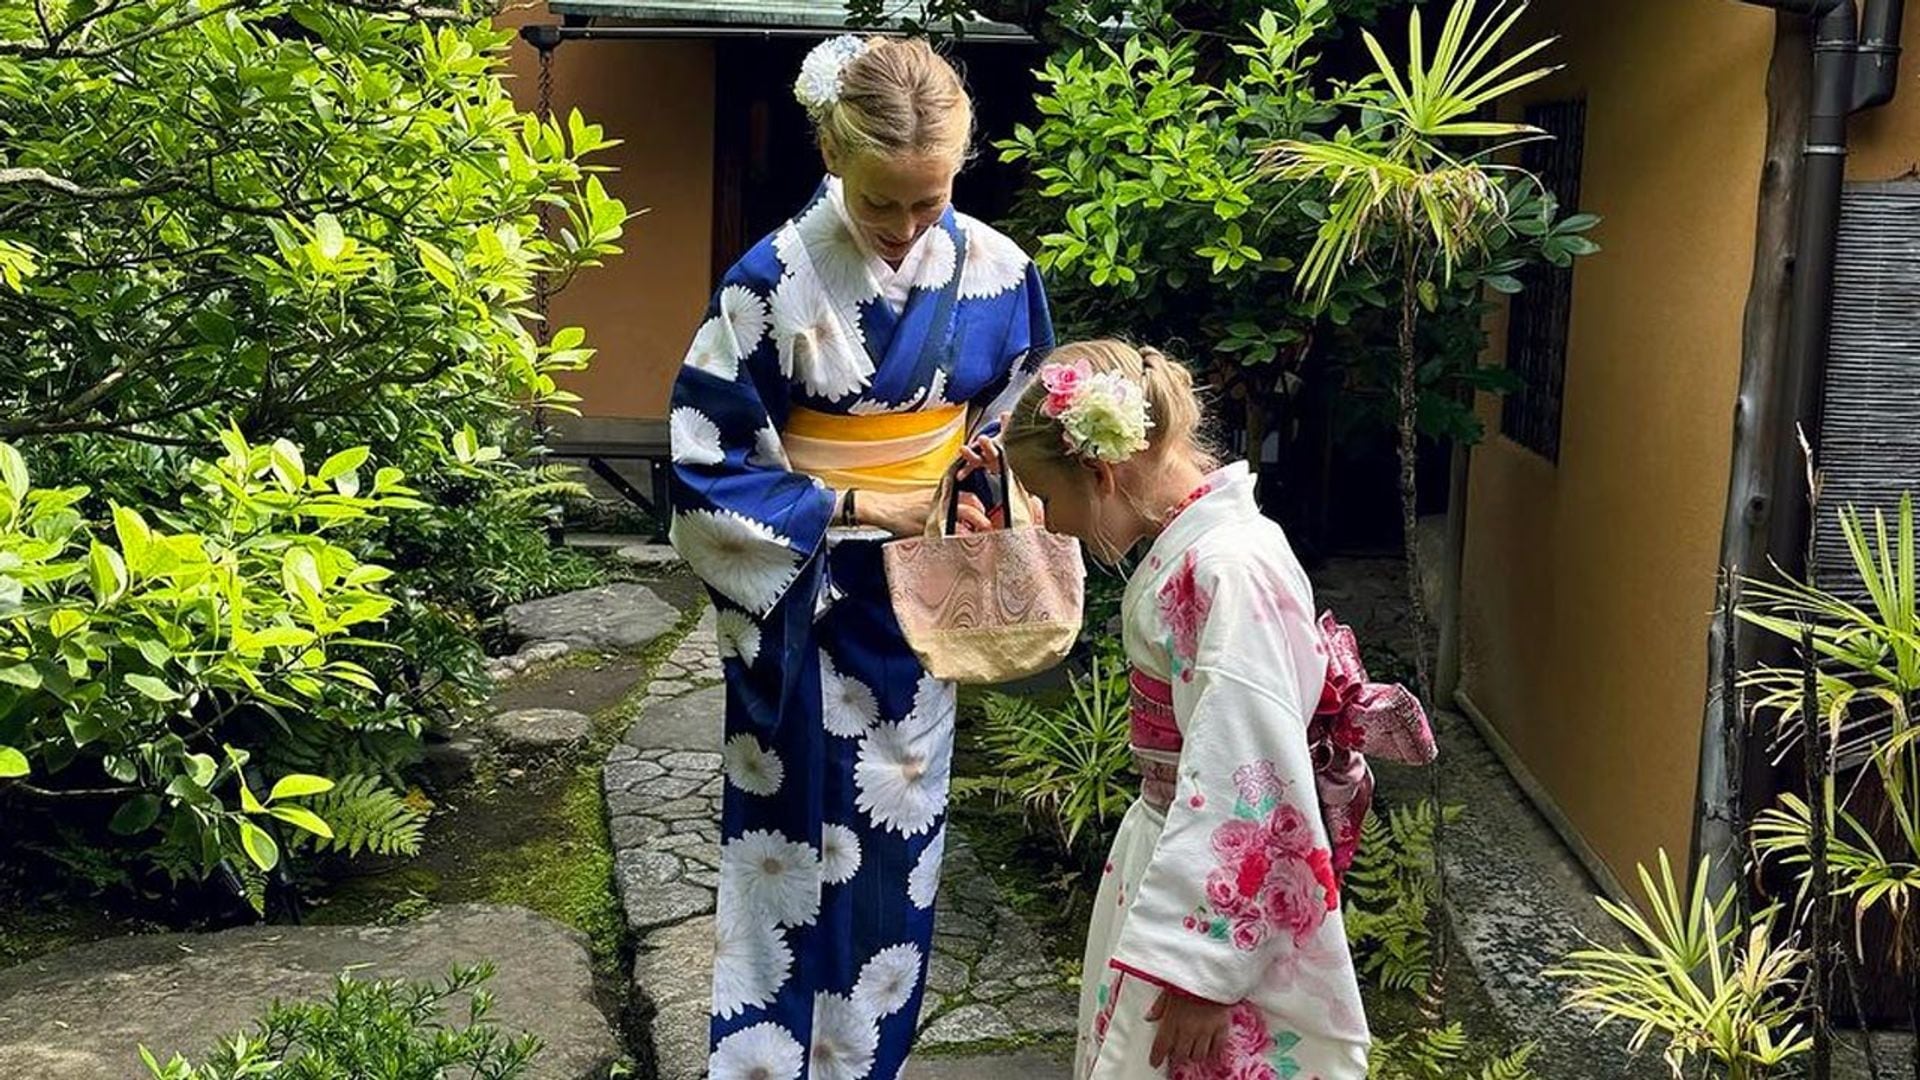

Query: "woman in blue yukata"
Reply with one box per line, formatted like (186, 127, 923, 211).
(667, 34, 1054, 1080)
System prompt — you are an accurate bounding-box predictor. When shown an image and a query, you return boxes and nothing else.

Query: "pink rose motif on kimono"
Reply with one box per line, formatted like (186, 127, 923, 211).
(1187, 769, 1339, 953)
(1232, 761, 1285, 811)
(1158, 551, 1213, 681)
(1167, 1003, 1305, 1080)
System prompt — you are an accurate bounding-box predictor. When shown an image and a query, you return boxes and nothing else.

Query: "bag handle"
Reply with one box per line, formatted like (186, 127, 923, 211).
(922, 449, 1036, 539)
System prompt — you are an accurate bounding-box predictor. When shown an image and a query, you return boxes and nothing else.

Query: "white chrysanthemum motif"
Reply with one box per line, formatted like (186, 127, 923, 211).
(794, 35, 869, 114)
(853, 943, 923, 1019)
(913, 227, 957, 291)
(670, 407, 725, 466)
(908, 825, 946, 910)
(710, 1021, 804, 1080)
(820, 652, 880, 738)
(809, 992, 879, 1080)
(854, 675, 954, 837)
(721, 829, 821, 929)
(724, 733, 784, 797)
(749, 425, 791, 470)
(711, 918, 794, 1021)
(820, 822, 862, 885)
(720, 283, 770, 353)
(770, 267, 874, 402)
(786, 195, 879, 308)
(957, 215, 1031, 300)
(715, 608, 763, 667)
(685, 317, 738, 381)
(670, 510, 800, 617)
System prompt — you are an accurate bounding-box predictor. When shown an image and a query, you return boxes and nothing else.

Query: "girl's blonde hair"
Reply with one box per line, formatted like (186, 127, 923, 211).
(1004, 339, 1217, 483)
(811, 37, 974, 166)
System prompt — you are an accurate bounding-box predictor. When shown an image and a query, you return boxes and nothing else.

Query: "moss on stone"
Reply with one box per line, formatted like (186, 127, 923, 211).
(470, 765, 627, 981)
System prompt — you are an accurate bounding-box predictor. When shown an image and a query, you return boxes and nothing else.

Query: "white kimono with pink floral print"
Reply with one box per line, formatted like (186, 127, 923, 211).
(1076, 462, 1370, 1080)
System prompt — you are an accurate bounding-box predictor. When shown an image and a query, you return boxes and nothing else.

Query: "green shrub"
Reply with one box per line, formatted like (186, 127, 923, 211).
(140, 964, 541, 1080)
(377, 428, 604, 619)
(979, 640, 1136, 853)
(0, 432, 426, 885)
(0, 0, 626, 722)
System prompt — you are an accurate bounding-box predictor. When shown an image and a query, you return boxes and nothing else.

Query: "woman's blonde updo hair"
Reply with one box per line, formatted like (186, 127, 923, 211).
(1004, 340, 1217, 483)
(809, 37, 974, 166)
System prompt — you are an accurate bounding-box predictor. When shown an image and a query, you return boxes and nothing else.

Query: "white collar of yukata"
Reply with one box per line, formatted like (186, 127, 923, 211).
(1130, 460, 1256, 578)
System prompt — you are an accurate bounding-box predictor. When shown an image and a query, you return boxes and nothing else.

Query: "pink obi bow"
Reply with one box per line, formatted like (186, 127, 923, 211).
(1310, 612, 1438, 880)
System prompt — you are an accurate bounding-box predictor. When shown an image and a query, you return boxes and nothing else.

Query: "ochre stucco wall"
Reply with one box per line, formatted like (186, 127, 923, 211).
(500, 14, 715, 420)
(1460, 1, 1777, 885)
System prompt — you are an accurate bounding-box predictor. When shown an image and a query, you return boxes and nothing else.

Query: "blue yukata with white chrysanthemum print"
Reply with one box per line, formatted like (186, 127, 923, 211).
(667, 177, 1052, 1080)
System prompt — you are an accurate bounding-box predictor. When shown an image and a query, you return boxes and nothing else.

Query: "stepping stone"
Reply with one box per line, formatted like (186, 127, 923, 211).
(486, 641, 573, 683)
(615, 543, 682, 569)
(505, 583, 678, 652)
(627, 684, 726, 753)
(481, 707, 593, 756)
(0, 905, 621, 1080)
(631, 915, 715, 1080)
(420, 736, 484, 788)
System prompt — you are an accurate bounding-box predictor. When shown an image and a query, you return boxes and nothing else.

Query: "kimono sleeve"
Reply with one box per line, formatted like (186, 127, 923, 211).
(1107, 553, 1338, 1006)
(968, 262, 1054, 440)
(667, 271, 834, 618)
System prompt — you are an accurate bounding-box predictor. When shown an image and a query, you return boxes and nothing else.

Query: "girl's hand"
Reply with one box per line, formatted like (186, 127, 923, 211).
(855, 488, 990, 538)
(1146, 990, 1232, 1069)
(956, 411, 1014, 481)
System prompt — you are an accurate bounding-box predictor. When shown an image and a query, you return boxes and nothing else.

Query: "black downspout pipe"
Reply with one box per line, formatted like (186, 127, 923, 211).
(1766, 0, 1904, 582)
(1697, 0, 1902, 899)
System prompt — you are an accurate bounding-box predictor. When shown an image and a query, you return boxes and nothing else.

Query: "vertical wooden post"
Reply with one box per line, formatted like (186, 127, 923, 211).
(1693, 12, 1814, 893)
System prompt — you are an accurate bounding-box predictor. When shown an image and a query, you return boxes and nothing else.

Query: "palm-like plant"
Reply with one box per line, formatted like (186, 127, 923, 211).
(979, 643, 1136, 852)
(1742, 495, 1920, 1056)
(1263, 0, 1565, 704)
(1550, 852, 1813, 1080)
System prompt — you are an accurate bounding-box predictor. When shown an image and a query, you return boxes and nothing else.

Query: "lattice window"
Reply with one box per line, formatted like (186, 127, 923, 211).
(1501, 99, 1588, 462)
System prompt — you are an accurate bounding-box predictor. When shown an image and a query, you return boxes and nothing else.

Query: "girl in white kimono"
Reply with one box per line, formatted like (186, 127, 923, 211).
(1002, 340, 1433, 1080)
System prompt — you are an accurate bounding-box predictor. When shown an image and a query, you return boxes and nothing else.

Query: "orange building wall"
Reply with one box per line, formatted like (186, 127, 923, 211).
(1465, 0, 1920, 890)
(500, 14, 715, 420)
(1460, 1, 1775, 887)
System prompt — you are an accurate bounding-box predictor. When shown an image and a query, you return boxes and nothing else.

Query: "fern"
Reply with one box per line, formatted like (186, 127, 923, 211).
(292, 774, 428, 858)
(1344, 800, 1460, 995)
(1477, 1045, 1538, 1080)
(263, 716, 420, 787)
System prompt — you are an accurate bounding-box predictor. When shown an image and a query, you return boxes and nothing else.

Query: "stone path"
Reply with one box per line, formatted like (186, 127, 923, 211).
(605, 603, 1077, 1079)
(0, 905, 621, 1080)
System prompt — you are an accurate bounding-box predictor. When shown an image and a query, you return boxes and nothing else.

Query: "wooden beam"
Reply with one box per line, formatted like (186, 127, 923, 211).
(1692, 12, 1813, 891)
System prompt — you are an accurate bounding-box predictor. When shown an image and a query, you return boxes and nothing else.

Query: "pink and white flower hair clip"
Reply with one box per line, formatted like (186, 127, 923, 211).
(1036, 358, 1154, 464)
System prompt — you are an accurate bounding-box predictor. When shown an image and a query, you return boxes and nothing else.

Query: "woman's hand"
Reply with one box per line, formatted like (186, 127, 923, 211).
(1146, 990, 1233, 1069)
(854, 488, 990, 538)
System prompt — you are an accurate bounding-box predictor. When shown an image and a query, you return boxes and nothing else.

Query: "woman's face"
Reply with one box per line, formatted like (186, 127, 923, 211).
(831, 148, 958, 265)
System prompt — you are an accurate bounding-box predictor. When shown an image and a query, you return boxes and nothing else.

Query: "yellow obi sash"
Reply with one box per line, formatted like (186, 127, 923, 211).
(783, 404, 967, 494)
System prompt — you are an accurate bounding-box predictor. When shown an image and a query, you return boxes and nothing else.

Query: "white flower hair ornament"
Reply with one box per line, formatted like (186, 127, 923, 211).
(1037, 358, 1154, 463)
(794, 35, 872, 115)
